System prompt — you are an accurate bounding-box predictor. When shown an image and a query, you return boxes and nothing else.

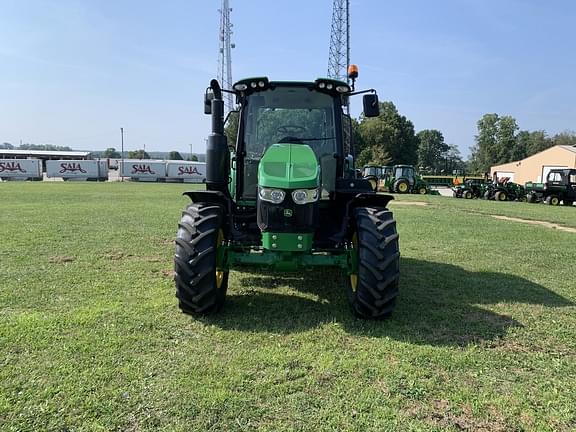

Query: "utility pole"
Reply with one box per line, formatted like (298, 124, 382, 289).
(120, 127, 124, 182)
(190, 143, 193, 161)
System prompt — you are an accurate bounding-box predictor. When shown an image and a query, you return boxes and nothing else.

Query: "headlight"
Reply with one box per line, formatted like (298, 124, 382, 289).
(259, 188, 286, 204)
(291, 188, 319, 205)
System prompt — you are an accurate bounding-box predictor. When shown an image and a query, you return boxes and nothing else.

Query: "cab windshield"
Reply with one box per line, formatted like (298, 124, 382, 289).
(363, 167, 381, 177)
(242, 86, 338, 199)
(395, 166, 414, 178)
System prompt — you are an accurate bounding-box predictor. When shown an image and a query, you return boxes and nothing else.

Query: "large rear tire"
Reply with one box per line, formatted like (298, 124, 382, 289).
(174, 203, 229, 315)
(394, 179, 410, 194)
(347, 207, 400, 319)
(364, 175, 378, 192)
(495, 190, 507, 201)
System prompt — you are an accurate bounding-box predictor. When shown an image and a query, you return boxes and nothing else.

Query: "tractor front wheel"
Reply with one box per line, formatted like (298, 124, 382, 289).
(418, 186, 428, 195)
(463, 190, 473, 199)
(347, 207, 400, 319)
(545, 195, 560, 206)
(174, 203, 229, 315)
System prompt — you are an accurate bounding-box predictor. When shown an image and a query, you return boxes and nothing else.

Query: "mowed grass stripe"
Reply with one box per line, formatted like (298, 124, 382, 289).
(1, 182, 575, 431)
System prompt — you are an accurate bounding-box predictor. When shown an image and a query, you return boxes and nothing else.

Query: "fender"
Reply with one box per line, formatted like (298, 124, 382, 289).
(182, 190, 234, 234)
(329, 192, 395, 244)
(345, 193, 394, 212)
(182, 190, 231, 208)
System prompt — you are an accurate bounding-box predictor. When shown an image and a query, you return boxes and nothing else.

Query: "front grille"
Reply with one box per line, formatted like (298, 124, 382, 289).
(257, 192, 318, 232)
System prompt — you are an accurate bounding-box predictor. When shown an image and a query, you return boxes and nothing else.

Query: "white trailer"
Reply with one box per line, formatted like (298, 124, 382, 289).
(0, 159, 42, 181)
(166, 161, 207, 183)
(120, 160, 166, 181)
(46, 160, 108, 181)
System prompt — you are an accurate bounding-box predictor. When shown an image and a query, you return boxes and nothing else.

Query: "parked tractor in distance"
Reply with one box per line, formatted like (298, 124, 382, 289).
(452, 178, 487, 199)
(525, 169, 576, 206)
(174, 69, 400, 319)
(483, 178, 526, 202)
(361, 164, 391, 191)
(362, 164, 430, 194)
(386, 165, 430, 194)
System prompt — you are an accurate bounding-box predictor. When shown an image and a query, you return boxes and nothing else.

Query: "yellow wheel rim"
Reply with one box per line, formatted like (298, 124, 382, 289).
(350, 232, 358, 291)
(399, 183, 408, 193)
(419, 187, 427, 195)
(216, 229, 225, 289)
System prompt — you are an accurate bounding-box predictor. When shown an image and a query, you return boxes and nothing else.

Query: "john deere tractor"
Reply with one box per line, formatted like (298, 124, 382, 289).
(174, 72, 400, 319)
(361, 164, 392, 191)
(381, 165, 429, 194)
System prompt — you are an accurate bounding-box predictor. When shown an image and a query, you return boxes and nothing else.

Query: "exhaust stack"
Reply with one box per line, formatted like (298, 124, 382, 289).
(205, 79, 230, 192)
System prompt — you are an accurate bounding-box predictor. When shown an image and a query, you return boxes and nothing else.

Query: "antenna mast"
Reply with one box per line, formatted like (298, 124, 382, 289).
(218, 0, 235, 114)
(327, 0, 350, 82)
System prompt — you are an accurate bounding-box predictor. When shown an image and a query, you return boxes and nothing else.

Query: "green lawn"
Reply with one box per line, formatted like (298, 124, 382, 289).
(1, 183, 575, 431)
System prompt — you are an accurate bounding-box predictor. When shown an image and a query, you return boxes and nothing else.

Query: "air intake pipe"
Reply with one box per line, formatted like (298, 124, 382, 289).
(206, 79, 230, 192)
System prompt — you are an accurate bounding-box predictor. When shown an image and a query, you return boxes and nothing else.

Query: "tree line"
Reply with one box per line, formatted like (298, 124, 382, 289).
(353, 105, 575, 174)
(0, 142, 199, 161)
(0, 142, 73, 151)
(468, 114, 576, 173)
(352, 102, 464, 174)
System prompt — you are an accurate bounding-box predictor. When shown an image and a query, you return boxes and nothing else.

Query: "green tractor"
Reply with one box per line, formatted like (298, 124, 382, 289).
(174, 74, 400, 319)
(483, 179, 526, 202)
(452, 178, 487, 199)
(385, 165, 430, 194)
(361, 164, 392, 191)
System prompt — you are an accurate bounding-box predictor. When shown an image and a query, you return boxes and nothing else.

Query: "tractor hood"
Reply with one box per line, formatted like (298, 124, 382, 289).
(258, 144, 319, 189)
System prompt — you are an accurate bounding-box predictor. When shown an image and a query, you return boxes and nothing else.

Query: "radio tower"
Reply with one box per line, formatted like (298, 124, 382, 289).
(327, 0, 350, 82)
(218, 0, 235, 114)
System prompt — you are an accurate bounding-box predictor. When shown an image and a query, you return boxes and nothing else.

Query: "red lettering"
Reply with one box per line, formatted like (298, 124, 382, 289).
(59, 162, 87, 174)
(177, 166, 203, 176)
(131, 164, 156, 174)
(0, 162, 26, 173)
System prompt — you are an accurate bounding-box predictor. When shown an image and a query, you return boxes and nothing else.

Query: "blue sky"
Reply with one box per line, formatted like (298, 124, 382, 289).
(1, 0, 575, 157)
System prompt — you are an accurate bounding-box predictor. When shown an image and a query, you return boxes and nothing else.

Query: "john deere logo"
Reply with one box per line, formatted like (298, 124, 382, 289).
(283, 209, 293, 217)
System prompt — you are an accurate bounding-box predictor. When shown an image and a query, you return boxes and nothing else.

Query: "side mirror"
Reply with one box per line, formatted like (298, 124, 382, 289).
(204, 90, 214, 115)
(363, 94, 379, 118)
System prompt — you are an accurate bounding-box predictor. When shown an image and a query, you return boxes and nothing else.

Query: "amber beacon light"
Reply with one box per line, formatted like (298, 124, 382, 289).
(347, 64, 359, 79)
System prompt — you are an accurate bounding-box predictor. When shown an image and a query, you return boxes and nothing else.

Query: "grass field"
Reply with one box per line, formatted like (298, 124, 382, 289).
(1, 183, 575, 431)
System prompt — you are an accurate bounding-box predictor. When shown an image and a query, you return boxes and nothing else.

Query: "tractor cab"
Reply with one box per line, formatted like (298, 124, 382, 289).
(546, 169, 576, 189)
(362, 165, 383, 179)
(393, 165, 415, 185)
